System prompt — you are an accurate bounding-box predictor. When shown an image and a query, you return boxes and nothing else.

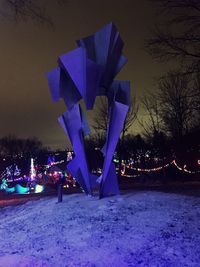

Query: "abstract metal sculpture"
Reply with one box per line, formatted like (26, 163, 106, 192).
(46, 22, 130, 198)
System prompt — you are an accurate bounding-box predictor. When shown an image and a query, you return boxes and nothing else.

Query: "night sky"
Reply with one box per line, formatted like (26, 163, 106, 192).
(0, 0, 172, 149)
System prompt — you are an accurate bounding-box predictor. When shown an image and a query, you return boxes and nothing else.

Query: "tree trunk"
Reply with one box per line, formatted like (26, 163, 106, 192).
(118, 138, 122, 182)
(118, 129, 125, 182)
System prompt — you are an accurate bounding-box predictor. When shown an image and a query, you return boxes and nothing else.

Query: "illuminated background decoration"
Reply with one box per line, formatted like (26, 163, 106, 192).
(47, 23, 130, 198)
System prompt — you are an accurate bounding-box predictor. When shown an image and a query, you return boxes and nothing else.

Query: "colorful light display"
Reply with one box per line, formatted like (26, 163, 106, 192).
(30, 158, 36, 181)
(45, 160, 65, 169)
(34, 184, 44, 193)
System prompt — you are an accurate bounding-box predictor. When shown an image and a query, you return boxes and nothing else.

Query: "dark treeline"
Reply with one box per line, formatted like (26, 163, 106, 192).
(139, 72, 200, 161)
(0, 135, 48, 176)
(143, 0, 200, 167)
(88, 74, 200, 173)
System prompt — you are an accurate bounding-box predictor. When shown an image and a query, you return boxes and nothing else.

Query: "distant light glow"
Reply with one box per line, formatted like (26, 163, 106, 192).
(46, 160, 64, 169)
(5, 186, 15, 193)
(15, 184, 29, 194)
(30, 158, 36, 181)
(35, 184, 44, 193)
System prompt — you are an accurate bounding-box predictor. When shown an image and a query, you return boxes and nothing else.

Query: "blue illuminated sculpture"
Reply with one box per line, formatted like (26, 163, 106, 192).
(46, 23, 130, 198)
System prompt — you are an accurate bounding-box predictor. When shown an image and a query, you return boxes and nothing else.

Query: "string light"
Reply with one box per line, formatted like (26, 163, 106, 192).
(121, 159, 200, 176)
(45, 160, 65, 169)
(135, 161, 174, 173)
(123, 174, 140, 178)
(123, 160, 173, 173)
(173, 160, 200, 174)
(121, 163, 126, 175)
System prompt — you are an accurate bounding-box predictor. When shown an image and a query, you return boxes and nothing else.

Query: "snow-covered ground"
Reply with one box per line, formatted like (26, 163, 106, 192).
(0, 190, 200, 267)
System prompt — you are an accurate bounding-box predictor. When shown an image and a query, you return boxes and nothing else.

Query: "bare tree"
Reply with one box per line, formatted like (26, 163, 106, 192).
(0, 0, 67, 26)
(141, 71, 199, 158)
(92, 96, 138, 135)
(138, 91, 171, 177)
(123, 97, 138, 134)
(141, 72, 197, 140)
(140, 71, 200, 164)
(147, 0, 200, 74)
(146, 0, 200, 156)
(157, 72, 196, 140)
(92, 96, 138, 178)
(92, 97, 109, 133)
(138, 92, 163, 138)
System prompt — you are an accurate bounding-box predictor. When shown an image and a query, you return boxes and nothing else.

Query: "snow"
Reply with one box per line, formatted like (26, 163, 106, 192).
(0, 190, 200, 267)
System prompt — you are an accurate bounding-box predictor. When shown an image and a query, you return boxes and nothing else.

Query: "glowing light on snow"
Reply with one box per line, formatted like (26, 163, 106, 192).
(15, 184, 29, 194)
(35, 184, 44, 193)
